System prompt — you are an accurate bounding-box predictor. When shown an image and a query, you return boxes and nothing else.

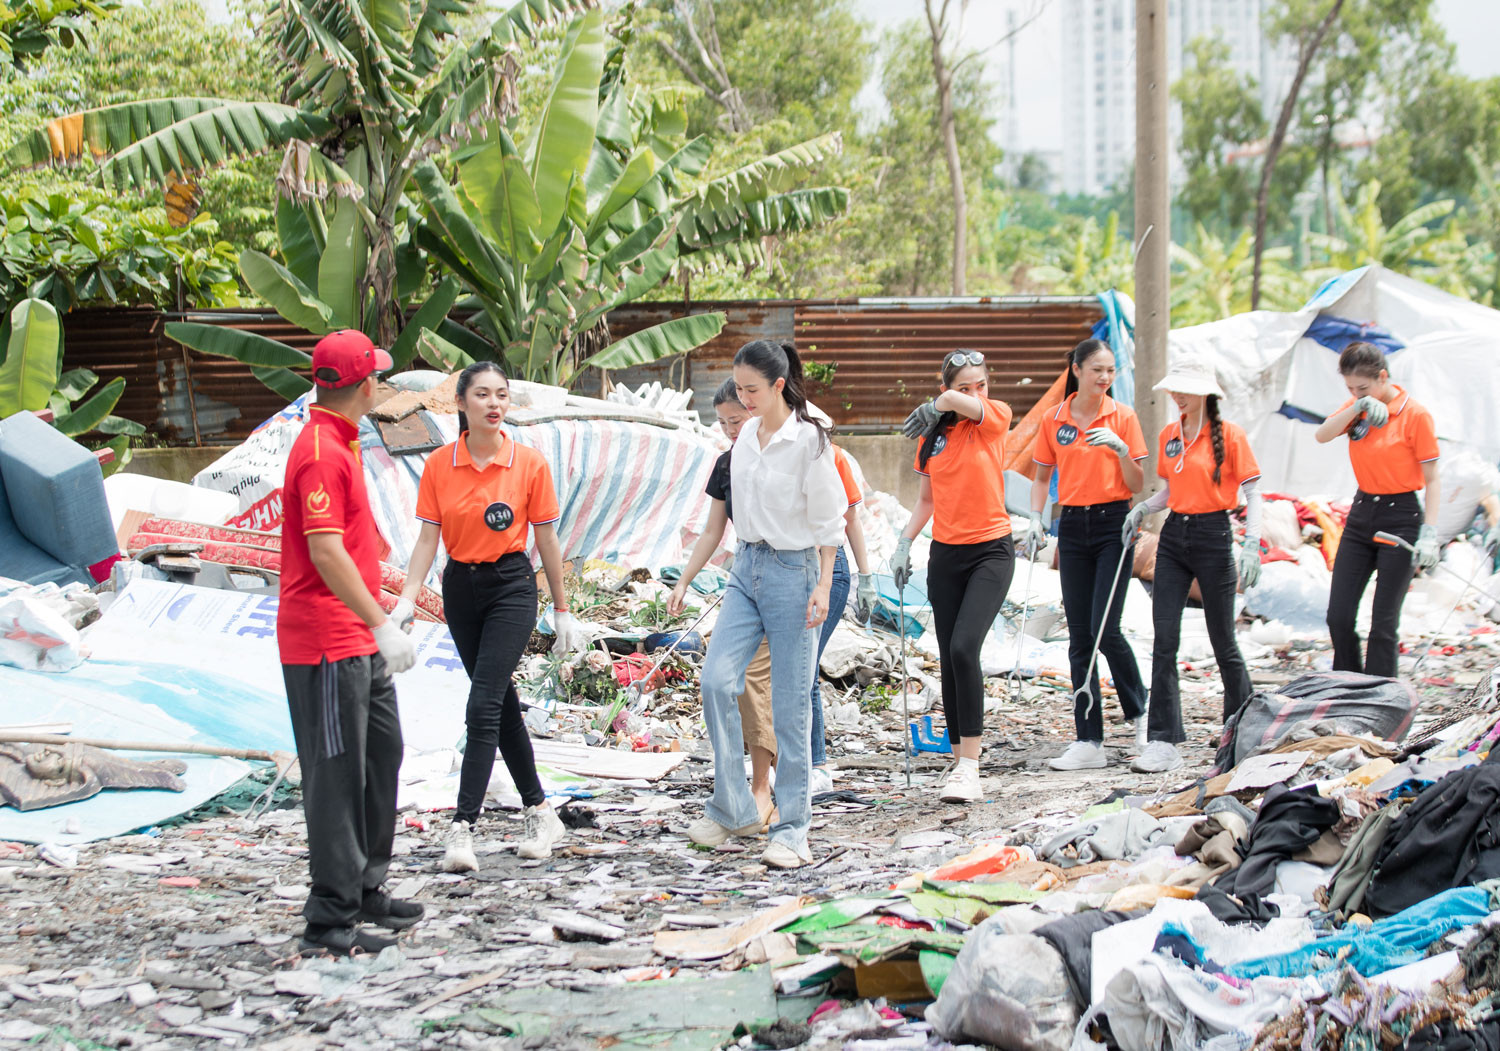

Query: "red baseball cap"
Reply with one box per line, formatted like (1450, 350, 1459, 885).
(311, 330, 394, 388)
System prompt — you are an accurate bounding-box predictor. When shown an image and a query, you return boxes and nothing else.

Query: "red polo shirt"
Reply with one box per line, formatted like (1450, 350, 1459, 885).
(277, 405, 384, 665)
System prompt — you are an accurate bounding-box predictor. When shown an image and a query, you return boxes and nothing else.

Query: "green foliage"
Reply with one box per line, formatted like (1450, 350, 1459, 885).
(1171, 226, 1296, 325)
(1174, 38, 1266, 230)
(0, 0, 117, 76)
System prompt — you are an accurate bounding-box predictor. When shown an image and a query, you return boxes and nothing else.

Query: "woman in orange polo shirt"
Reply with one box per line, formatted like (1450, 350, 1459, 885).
(1314, 341, 1441, 677)
(396, 361, 584, 874)
(1030, 339, 1148, 771)
(892, 350, 1014, 803)
(1122, 357, 1262, 773)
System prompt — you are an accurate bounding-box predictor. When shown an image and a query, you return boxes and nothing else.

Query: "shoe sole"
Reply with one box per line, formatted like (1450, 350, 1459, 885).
(763, 853, 809, 870)
(940, 790, 982, 803)
(357, 912, 423, 930)
(1048, 759, 1107, 771)
(298, 938, 392, 957)
(440, 857, 478, 874)
(1131, 761, 1184, 774)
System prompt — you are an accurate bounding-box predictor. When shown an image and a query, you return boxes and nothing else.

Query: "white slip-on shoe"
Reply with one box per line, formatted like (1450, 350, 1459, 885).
(1131, 741, 1184, 774)
(939, 764, 982, 803)
(516, 802, 567, 860)
(686, 814, 762, 847)
(1048, 741, 1107, 771)
(440, 819, 478, 873)
(762, 841, 810, 869)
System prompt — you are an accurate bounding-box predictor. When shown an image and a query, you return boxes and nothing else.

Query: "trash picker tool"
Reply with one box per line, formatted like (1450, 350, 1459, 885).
(1075, 538, 1134, 724)
(626, 590, 726, 706)
(898, 578, 913, 789)
(1007, 546, 1038, 701)
(1373, 531, 1500, 679)
(1374, 531, 1500, 610)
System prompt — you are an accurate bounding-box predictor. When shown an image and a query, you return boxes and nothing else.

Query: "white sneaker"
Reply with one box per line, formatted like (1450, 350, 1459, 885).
(809, 766, 835, 797)
(440, 819, 478, 873)
(939, 763, 982, 803)
(1132, 741, 1184, 773)
(1131, 718, 1148, 752)
(1048, 741, 1107, 771)
(686, 814, 762, 847)
(517, 802, 566, 860)
(762, 841, 810, 869)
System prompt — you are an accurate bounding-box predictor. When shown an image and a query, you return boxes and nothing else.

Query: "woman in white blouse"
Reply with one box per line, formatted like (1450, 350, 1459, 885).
(687, 339, 847, 870)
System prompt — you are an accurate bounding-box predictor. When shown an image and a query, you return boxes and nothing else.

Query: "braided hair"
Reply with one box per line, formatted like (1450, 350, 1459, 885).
(1205, 394, 1226, 485)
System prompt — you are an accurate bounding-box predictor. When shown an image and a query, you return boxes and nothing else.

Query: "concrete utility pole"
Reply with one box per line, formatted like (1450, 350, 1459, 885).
(1134, 0, 1169, 488)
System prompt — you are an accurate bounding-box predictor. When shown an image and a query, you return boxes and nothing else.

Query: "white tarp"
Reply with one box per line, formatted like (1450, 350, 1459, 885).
(1169, 265, 1500, 498)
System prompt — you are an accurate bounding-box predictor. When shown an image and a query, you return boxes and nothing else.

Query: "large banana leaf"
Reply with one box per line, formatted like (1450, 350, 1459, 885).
(586, 147, 658, 238)
(416, 328, 475, 371)
(253, 366, 314, 400)
(0, 298, 61, 417)
(680, 187, 850, 252)
(411, 0, 475, 77)
(165, 322, 313, 369)
(461, 140, 543, 265)
(240, 250, 335, 335)
(389, 277, 461, 367)
(485, 0, 600, 47)
(681, 133, 844, 230)
(526, 8, 605, 237)
(53, 377, 125, 437)
(415, 160, 512, 302)
(276, 197, 327, 288)
(318, 196, 369, 331)
(577, 312, 725, 375)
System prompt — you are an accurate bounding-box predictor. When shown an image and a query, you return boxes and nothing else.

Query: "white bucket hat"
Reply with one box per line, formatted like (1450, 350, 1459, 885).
(1153, 357, 1225, 399)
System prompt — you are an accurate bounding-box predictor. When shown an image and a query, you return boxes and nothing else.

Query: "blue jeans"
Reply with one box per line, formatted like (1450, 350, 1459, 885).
(810, 548, 850, 767)
(701, 541, 819, 858)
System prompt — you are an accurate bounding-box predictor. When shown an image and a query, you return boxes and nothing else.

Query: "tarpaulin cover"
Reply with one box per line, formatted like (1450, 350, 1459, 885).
(1214, 671, 1418, 770)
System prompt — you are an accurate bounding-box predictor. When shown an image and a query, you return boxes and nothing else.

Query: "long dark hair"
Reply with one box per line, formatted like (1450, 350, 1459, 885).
(918, 350, 984, 470)
(713, 377, 743, 408)
(1063, 339, 1113, 398)
(1205, 394, 1225, 484)
(455, 360, 508, 435)
(733, 339, 830, 453)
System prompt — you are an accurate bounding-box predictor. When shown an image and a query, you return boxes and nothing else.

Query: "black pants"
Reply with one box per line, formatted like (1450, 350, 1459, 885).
(282, 653, 402, 928)
(1148, 511, 1252, 742)
(1058, 501, 1147, 741)
(1327, 490, 1421, 678)
(928, 535, 1015, 740)
(443, 552, 545, 822)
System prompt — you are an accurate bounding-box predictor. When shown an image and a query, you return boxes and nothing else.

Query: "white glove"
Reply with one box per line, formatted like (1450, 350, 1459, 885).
(1353, 396, 1388, 428)
(1085, 427, 1128, 455)
(1122, 503, 1149, 545)
(372, 618, 417, 674)
(1238, 538, 1262, 589)
(391, 598, 416, 634)
(551, 609, 588, 656)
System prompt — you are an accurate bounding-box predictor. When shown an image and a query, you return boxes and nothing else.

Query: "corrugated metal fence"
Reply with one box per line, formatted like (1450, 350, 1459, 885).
(63, 296, 1103, 444)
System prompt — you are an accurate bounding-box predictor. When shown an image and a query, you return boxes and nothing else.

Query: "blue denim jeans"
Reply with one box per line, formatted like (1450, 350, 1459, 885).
(701, 541, 819, 858)
(809, 547, 850, 767)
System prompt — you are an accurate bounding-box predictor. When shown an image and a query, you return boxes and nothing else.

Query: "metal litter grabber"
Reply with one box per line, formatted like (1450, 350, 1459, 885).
(624, 590, 726, 709)
(897, 578, 913, 788)
(1075, 538, 1135, 724)
(1374, 531, 1500, 610)
(1007, 545, 1038, 701)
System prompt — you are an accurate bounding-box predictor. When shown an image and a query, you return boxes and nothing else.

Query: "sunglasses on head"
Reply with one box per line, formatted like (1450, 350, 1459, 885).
(946, 350, 985, 368)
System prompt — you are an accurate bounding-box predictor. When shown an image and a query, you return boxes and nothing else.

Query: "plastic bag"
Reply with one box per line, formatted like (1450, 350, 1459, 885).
(0, 586, 86, 672)
(927, 925, 1077, 1051)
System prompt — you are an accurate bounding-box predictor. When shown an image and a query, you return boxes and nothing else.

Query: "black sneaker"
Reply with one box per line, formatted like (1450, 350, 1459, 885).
(299, 924, 396, 956)
(358, 889, 425, 930)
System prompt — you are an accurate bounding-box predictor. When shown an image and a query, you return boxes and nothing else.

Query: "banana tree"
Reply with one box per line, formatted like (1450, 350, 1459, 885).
(1305, 180, 1458, 274)
(3, 0, 598, 349)
(1169, 224, 1296, 326)
(415, 8, 850, 384)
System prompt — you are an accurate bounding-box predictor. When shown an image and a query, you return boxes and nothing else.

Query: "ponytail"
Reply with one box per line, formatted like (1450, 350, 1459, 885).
(733, 339, 832, 453)
(455, 360, 508, 436)
(1064, 338, 1112, 397)
(1206, 394, 1225, 485)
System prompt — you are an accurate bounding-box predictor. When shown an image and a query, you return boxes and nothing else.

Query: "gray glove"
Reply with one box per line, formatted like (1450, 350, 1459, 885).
(1238, 538, 1262, 589)
(892, 537, 913, 591)
(1414, 523, 1439, 571)
(854, 573, 877, 622)
(1353, 396, 1388, 428)
(1085, 426, 1128, 455)
(1017, 513, 1047, 559)
(372, 618, 417, 674)
(1122, 503, 1149, 545)
(902, 401, 941, 440)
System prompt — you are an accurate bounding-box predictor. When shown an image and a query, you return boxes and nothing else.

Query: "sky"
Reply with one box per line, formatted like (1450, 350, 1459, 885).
(854, 0, 1500, 155)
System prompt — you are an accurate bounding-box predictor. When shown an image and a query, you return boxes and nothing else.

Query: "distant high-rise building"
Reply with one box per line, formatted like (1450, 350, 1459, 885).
(1059, 0, 1289, 197)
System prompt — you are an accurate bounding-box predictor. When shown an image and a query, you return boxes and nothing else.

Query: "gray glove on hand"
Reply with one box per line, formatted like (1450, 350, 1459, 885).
(1122, 503, 1149, 546)
(902, 401, 941, 439)
(1414, 523, 1440, 571)
(1085, 427, 1128, 455)
(1353, 396, 1388, 428)
(854, 573, 877, 622)
(391, 598, 416, 634)
(892, 537, 913, 591)
(1017, 513, 1047, 559)
(1238, 538, 1262, 589)
(1486, 522, 1500, 553)
(372, 618, 417, 674)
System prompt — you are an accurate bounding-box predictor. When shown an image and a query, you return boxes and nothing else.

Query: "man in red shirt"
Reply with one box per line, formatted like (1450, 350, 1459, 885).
(279, 330, 420, 956)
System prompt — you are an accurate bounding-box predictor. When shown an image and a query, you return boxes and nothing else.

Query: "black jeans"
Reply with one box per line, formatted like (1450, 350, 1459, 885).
(928, 535, 1016, 739)
(1058, 501, 1147, 741)
(443, 552, 545, 822)
(282, 653, 402, 927)
(1327, 490, 1421, 678)
(1148, 511, 1252, 743)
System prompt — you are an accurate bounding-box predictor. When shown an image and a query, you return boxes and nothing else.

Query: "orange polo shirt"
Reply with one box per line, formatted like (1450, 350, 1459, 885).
(913, 396, 1013, 545)
(1034, 393, 1147, 506)
(1157, 417, 1261, 514)
(1336, 387, 1439, 494)
(833, 446, 862, 509)
(415, 432, 561, 563)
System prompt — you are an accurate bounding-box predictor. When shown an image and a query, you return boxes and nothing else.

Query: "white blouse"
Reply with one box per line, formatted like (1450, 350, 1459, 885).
(730, 415, 847, 551)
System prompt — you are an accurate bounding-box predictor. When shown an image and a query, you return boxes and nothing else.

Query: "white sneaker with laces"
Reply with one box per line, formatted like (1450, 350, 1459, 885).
(517, 802, 566, 860)
(1048, 741, 1107, 771)
(440, 819, 478, 873)
(809, 766, 835, 797)
(939, 763, 982, 803)
(1132, 741, 1184, 773)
